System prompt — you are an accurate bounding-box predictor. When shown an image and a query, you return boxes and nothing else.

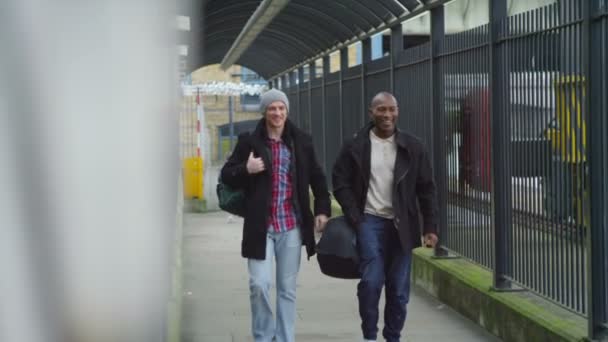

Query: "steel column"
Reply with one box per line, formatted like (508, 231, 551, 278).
(298, 66, 305, 128)
(308, 61, 315, 133)
(362, 37, 372, 125)
(584, 0, 608, 339)
(489, 0, 512, 290)
(430, 5, 450, 258)
(390, 25, 403, 93)
(228, 96, 234, 151)
(289, 70, 296, 89)
(339, 47, 348, 143)
(288, 70, 296, 123)
(322, 55, 330, 169)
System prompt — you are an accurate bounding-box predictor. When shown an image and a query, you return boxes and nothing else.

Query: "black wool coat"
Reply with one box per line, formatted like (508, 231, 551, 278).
(332, 122, 439, 251)
(220, 118, 331, 260)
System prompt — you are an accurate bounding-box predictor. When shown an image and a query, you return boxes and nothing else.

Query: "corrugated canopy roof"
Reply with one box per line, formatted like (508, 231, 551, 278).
(192, 0, 447, 79)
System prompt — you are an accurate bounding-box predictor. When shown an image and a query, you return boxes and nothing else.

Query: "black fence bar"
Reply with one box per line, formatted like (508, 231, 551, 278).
(390, 25, 403, 93)
(322, 55, 330, 170)
(585, 0, 608, 338)
(339, 47, 347, 144)
(297, 67, 304, 129)
(288, 71, 298, 124)
(361, 37, 371, 126)
(342, 67, 363, 140)
(289, 71, 296, 91)
(310, 78, 323, 169)
(430, 4, 449, 257)
(308, 61, 315, 133)
(325, 77, 340, 187)
(489, 0, 511, 290)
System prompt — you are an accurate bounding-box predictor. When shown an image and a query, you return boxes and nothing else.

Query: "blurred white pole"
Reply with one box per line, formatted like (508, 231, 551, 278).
(0, 1, 179, 342)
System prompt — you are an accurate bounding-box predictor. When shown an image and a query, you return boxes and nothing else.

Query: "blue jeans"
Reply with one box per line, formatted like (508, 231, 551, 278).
(357, 214, 412, 342)
(248, 228, 301, 342)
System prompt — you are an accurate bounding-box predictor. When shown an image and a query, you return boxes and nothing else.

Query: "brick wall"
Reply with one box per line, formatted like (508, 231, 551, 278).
(185, 65, 264, 163)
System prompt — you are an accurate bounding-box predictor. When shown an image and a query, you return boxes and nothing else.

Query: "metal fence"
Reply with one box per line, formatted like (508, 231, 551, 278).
(278, 0, 608, 338)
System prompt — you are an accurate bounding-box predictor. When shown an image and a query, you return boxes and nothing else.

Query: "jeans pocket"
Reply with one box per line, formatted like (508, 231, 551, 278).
(285, 228, 302, 247)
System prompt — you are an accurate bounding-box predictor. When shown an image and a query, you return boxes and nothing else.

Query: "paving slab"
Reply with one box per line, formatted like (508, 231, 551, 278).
(181, 211, 501, 342)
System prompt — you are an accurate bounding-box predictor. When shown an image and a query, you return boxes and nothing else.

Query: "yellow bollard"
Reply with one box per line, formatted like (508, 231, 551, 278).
(183, 157, 204, 199)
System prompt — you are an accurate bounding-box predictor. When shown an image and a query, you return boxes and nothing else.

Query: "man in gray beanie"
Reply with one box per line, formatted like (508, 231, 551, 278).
(259, 88, 290, 114)
(221, 88, 331, 342)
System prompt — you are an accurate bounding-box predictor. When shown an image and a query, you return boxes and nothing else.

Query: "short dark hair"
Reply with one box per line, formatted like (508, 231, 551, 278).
(370, 91, 397, 109)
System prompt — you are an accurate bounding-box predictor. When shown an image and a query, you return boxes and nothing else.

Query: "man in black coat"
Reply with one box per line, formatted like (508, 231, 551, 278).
(332, 91, 439, 342)
(220, 88, 331, 342)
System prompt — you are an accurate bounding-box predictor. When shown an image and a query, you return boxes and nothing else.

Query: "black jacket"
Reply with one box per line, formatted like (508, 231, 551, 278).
(332, 122, 438, 251)
(221, 118, 331, 260)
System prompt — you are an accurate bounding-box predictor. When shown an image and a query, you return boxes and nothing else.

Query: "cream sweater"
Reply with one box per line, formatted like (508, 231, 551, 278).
(364, 129, 397, 219)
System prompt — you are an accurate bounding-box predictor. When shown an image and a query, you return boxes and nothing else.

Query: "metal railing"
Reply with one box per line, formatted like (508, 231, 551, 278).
(278, 0, 608, 338)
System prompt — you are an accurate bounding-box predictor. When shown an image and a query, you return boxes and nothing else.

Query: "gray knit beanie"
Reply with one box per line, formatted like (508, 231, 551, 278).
(260, 89, 289, 114)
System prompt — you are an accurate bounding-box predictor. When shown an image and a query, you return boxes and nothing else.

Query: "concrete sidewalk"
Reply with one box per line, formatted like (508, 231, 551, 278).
(181, 211, 501, 342)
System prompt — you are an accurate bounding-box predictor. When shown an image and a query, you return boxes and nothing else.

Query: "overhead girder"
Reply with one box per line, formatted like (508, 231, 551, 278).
(397, 0, 423, 12)
(205, 27, 318, 60)
(205, 14, 334, 50)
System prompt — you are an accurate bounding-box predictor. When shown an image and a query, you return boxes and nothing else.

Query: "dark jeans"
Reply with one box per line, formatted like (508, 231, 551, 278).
(357, 214, 412, 342)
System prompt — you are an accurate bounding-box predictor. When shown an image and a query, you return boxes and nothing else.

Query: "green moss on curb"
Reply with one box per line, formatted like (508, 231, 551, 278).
(413, 248, 587, 342)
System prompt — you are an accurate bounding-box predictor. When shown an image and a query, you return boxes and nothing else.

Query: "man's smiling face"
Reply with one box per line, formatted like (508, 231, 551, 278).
(369, 94, 398, 138)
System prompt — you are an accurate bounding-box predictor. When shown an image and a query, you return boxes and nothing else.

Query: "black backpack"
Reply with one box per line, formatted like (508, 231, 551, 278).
(216, 177, 245, 216)
(316, 216, 360, 279)
(216, 132, 250, 217)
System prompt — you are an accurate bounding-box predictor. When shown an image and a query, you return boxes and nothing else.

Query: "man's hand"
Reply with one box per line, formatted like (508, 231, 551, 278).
(423, 233, 438, 248)
(246, 152, 265, 174)
(314, 214, 329, 233)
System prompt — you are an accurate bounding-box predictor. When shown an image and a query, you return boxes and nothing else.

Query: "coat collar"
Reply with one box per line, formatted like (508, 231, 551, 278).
(353, 121, 411, 151)
(253, 118, 294, 145)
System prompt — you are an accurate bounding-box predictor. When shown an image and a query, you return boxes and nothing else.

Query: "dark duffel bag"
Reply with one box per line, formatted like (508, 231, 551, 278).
(316, 216, 360, 279)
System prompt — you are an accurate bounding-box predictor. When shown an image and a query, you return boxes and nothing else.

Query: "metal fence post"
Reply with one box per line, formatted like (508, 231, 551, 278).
(289, 70, 296, 90)
(308, 61, 315, 133)
(339, 47, 348, 143)
(228, 95, 234, 152)
(362, 38, 371, 125)
(584, 0, 608, 338)
(489, 0, 512, 290)
(288, 70, 296, 123)
(430, 4, 451, 258)
(390, 25, 403, 93)
(322, 55, 330, 170)
(298, 66, 305, 128)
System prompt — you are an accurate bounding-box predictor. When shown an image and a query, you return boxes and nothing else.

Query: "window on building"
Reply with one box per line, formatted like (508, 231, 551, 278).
(348, 41, 361, 67)
(330, 51, 340, 73)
